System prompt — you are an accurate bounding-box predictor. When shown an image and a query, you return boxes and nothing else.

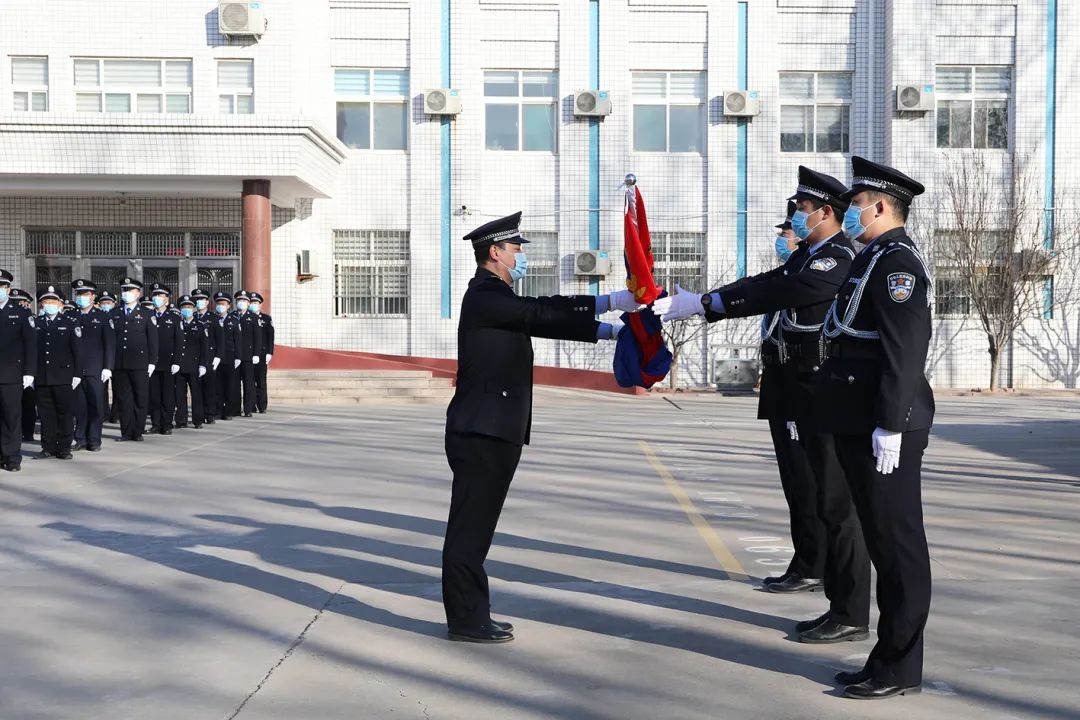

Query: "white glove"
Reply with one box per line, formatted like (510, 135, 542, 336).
(170, 364, 180, 375)
(252, 355, 260, 364)
(212, 357, 221, 371)
(100, 369, 112, 383)
(872, 427, 903, 475)
(265, 354, 272, 365)
(147, 364, 156, 378)
(198, 365, 206, 377)
(234, 358, 241, 369)
(786, 421, 799, 441)
(652, 284, 705, 322)
(22, 375, 33, 389)
(608, 289, 646, 313)
(72, 377, 82, 390)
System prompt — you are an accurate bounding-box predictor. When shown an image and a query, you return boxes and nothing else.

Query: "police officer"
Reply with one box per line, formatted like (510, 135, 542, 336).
(174, 295, 209, 429)
(10, 288, 39, 445)
(0, 272, 36, 471)
(97, 290, 120, 424)
(213, 292, 240, 420)
(147, 284, 183, 435)
(817, 157, 934, 700)
(113, 278, 159, 442)
(34, 286, 82, 460)
(192, 288, 221, 425)
(250, 291, 274, 413)
(229, 290, 258, 418)
(71, 279, 115, 452)
(442, 212, 634, 643)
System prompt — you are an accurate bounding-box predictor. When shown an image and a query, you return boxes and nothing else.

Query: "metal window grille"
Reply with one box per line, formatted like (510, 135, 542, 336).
(192, 232, 241, 257)
(35, 262, 72, 296)
(137, 231, 186, 257)
(651, 232, 706, 291)
(26, 230, 75, 256)
(197, 268, 236, 298)
(91, 266, 129, 294)
(515, 231, 559, 297)
(83, 231, 132, 256)
(143, 267, 179, 291)
(333, 230, 410, 317)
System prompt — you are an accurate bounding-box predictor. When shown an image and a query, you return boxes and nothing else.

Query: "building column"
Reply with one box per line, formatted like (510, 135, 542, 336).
(242, 179, 271, 313)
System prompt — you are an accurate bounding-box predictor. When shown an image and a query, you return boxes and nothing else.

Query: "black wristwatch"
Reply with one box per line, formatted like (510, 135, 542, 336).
(700, 293, 713, 312)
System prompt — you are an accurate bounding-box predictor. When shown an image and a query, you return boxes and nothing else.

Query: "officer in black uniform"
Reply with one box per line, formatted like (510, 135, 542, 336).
(250, 291, 274, 413)
(817, 157, 935, 700)
(173, 295, 209, 429)
(192, 288, 221, 425)
(96, 290, 120, 424)
(442, 212, 635, 643)
(147, 284, 183, 435)
(229, 290, 258, 418)
(214, 292, 240, 420)
(34, 286, 82, 460)
(113, 278, 159, 442)
(0, 272, 36, 471)
(10, 288, 39, 445)
(71, 279, 115, 452)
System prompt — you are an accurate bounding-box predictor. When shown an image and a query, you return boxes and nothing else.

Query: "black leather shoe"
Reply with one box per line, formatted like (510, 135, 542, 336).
(72, 442, 87, 452)
(447, 624, 514, 644)
(133, 435, 145, 442)
(799, 620, 870, 644)
(762, 571, 792, 587)
(490, 618, 514, 633)
(57, 452, 73, 460)
(766, 574, 824, 593)
(221, 416, 232, 421)
(3, 463, 20, 472)
(844, 679, 921, 700)
(205, 419, 216, 425)
(795, 611, 831, 633)
(175, 423, 188, 429)
(161, 428, 173, 435)
(87, 445, 101, 452)
(242, 412, 253, 418)
(836, 668, 872, 686)
(193, 424, 202, 429)
(39, 450, 54, 459)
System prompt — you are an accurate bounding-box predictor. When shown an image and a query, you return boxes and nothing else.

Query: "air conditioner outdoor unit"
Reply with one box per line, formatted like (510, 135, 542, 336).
(723, 90, 760, 117)
(219, 1, 266, 36)
(573, 90, 612, 117)
(896, 84, 935, 112)
(424, 88, 462, 115)
(574, 250, 612, 276)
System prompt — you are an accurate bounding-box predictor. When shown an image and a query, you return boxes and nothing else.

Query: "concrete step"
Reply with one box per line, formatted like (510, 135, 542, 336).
(265, 368, 455, 405)
(269, 386, 454, 399)
(269, 369, 436, 380)
(280, 377, 452, 389)
(268, 395, 453, 406)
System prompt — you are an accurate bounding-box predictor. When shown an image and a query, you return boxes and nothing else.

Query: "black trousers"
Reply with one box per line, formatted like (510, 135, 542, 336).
(200, 367, 219, 422)
(442, 431, 523, 631)
(1, 382, 24, 465)
(229, 360, 256, 415)
(802, 430, 870, 627)
(174, 371, 203, 427)
(149, 368, 176, 430)
(37, 384, 74, 455)
(255, 360, 269, 412)
(768, 418, 826, 579)
(21, 386, 36, 440)
(218, 363, 235, 418)
(113, 369, 149, 440)
(73, 375, 106, 447)
(835, 429, 932, 687)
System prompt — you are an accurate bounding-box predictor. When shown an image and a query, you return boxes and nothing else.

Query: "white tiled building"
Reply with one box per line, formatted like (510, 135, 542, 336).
(1, 0, 1076, 389)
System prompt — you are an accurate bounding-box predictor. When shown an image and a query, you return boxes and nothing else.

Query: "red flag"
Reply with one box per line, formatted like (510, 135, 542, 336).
(623, 185, 662, 304)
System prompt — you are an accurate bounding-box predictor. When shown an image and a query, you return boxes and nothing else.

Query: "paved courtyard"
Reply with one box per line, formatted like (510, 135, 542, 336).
(0, 389, 1077, 719)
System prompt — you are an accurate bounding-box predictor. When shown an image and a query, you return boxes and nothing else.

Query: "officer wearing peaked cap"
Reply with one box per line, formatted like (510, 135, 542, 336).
(0, 270, 36, 471)
(148, 283, 183, 435)
(249, 291, 274, 413)
(775, 197, 799, 263)
(34, 286, 82, 460)
(191, 288, 220, 425)
(95, 290, 119, 423)
(229, 290, 259, 417)
(71, 279, 115, 452)
(112, 278, 159, 442)
(174, 295, 209, 429)
(441, 212, 640, 644)
(816, 156, 934, 700)
(213, 291, 241, 420)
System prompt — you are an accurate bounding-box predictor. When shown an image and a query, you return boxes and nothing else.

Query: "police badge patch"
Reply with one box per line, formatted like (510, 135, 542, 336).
(810, 257, 837, 272)
(887, 272, 915, 303)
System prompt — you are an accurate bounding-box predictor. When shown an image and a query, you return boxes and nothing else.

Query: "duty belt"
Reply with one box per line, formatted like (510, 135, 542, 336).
(827, 342, 881, 361)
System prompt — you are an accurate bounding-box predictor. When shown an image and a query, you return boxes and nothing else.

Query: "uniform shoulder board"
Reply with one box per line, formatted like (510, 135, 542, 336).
(74, 326, 82, 338)
(809, 257, 838, 272)
(887, 272, 916, 303)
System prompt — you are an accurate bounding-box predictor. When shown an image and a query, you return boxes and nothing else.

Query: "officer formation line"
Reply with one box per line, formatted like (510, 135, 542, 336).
(442, 156, 934, 702)
(0, 279, 274, 467)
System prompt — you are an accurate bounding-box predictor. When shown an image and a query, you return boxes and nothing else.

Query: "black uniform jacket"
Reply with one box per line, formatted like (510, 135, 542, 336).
(153, 311, 184, 367)
(112, 305, 160, 371)
(74, 309, 116, 376)
(178, 319, 210, 373)
(36, 314, 83, 386)
(256, 313, 274, 354)
(446, 268, 600, 446)
(0, 301, 37, 384)
(234, 312, 259, 359)
(816, 228, 935, 434)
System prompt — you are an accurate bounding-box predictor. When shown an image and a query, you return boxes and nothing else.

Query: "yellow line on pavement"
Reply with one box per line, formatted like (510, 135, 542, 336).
(639, 440, 750, 582)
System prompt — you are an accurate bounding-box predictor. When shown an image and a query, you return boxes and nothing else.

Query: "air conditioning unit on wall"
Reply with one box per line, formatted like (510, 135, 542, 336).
(574, 250, 611, 276)
(424, 88, 462, 115)
(219, 2, 266, 36)
(723, 90, 760, 117)
(896, 84, 935, 112)
(573, 90, 612, 117)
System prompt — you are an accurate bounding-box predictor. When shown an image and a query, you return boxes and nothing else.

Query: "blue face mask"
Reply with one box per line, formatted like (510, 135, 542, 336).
(250, 303, 261, 314)
(152, 296, 166, 308)
(180, 307, 194, 319)
(121, 291, 136, 305)
(75, 295, 93, 309)
(0, 288, 8, 303)
(499, 250, 528, 282)
(100, 303, 114, 312)
(216, 304, 229, 315)
(775, 236, 794, 263)
(43, 303, 60, 316)
(843, 204, 880, 242)
(236, 300, 249, 312)
(791, 207, 824, 242)
(196, 299, 208, 311)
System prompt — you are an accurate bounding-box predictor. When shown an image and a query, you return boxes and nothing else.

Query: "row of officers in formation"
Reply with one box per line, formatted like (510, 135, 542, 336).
(0, 277, 275, 469)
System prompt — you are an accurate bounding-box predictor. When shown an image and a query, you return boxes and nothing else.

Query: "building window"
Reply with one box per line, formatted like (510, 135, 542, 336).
(74, 58, 192, 113)
(631, 71, 706, 153)
(484, 70, 557, 152)
(218, 59, 254, 114)
(933, 229, 1010, 316)
(779, 72, 852, 153)
(514, 232, 559, 297)
(333, 230, 410, 317)
(335, 68, 409, 150)
(936, 66, 1010, 150)
(12, 57, 48, 112)
(651, 232, 706, 290)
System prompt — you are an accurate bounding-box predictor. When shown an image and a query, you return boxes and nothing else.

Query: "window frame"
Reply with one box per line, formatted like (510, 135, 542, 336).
(334, 68, 410, 152)
(11, 56, 49, 112)
(218, 59, 255, 115)
(935, 65, 1012, 151)
(513, 231, 560, 297)
(778, 71, 853, 154)
(332, 229, 411, 318)
(73, 57, 193, 114)
(483, 69, 559, 154)
(650, 231, 707, 291)
(630, 70, 707, 155)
